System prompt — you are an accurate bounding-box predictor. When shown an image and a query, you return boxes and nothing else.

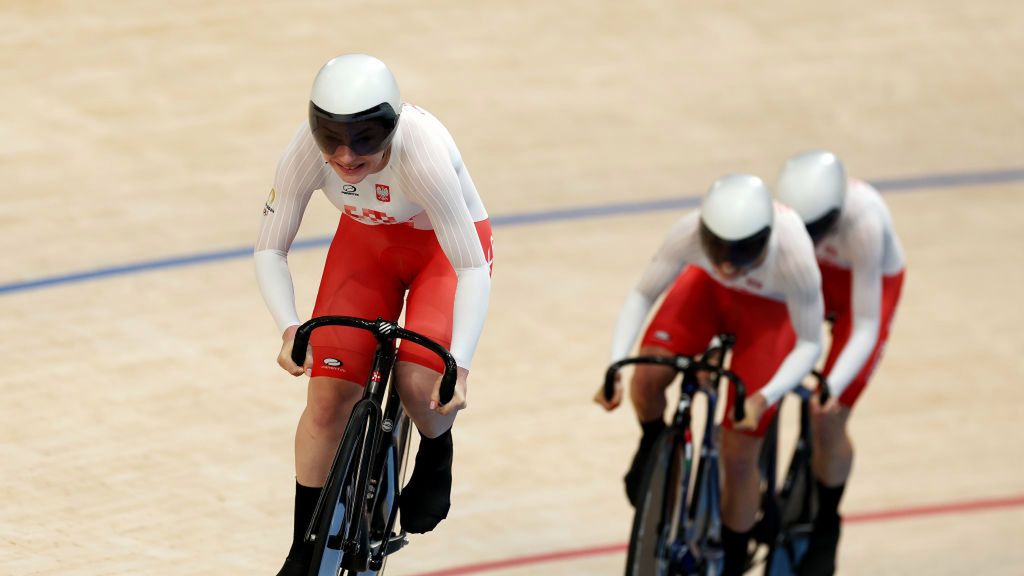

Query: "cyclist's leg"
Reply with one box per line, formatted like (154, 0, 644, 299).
(799, 402, 851, 576)
(395, 363, 456, 436)
(277, 377, 364, 576)
(391, 220, 493, 534)
(297, 378, 366, 485)
(811, 261, 857, 488)
(720, 429, 765, 575)
(392, 362, 456, 534)
(801, 268, 904, 576)
(622, 344, 676, 507)
(300, 216, 405, 481)
(626, 266, 721, 506)
(278, 216, 405, 575)
(718, 287, 795, 576)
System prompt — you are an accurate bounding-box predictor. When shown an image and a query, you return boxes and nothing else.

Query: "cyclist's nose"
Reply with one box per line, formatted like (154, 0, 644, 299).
(330, 145, 361, 163)
(716, 262, 740, 279)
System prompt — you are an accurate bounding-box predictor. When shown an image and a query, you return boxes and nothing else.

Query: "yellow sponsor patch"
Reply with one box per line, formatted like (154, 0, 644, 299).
(263, 187, 277, 216)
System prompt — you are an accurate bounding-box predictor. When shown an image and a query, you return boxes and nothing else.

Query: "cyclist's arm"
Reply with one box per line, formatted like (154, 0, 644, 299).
(395, 121, 490, 370)
(825, 215, 884, 397)
(609, 214, 698, 362)
(254, 124, 323, 333)
(759, 233, 824, 406)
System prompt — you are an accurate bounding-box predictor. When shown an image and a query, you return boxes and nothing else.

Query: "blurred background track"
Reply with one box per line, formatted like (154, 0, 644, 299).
(2, 1, 1022, 574)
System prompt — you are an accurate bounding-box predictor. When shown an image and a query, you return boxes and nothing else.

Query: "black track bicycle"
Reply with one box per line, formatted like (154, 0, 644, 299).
(749, 373, 830, 575)
(290, 316, 458, 576)
(604, 335, 747, 576)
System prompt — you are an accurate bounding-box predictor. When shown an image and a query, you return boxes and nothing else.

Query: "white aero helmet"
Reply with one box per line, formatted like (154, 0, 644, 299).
(699, 174, 774, 268)
(308, 54, 401, 156)
(776, 150, 847, 243)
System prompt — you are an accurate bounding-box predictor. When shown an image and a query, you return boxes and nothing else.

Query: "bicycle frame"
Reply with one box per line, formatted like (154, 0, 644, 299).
(682, 373, 722, 569)
(608, 335, 747, 575)
(291, 316, 458, 574)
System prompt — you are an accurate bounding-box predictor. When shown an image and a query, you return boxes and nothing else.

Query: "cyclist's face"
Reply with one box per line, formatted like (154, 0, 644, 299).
(711, 249, 767, 280)
(323, 145, 388, 184)
(713, 261, 743, 280)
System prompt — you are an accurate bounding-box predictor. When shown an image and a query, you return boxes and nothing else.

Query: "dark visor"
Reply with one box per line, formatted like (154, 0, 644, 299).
(308, 102, 399, 156)
(699, 221, 771, 269)
(804, 208, 840, 244)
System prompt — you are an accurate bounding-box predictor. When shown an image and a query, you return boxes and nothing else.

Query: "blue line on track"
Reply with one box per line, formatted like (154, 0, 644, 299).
(2, 167, 1022, 296)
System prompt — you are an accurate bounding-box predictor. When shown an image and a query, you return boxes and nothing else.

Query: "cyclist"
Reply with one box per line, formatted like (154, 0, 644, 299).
(255, 54, 493, 576)
(595, 174, 824, 576)
(775, 151, 905, 575)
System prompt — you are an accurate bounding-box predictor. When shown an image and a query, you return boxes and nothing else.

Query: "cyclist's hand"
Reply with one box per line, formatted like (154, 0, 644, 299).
(593, 372, 623, 411)
(810, 393, 841, 418)
(277, 325, 312, 377)
(734, 392, 768, 431)
(431, 367, 469, 416)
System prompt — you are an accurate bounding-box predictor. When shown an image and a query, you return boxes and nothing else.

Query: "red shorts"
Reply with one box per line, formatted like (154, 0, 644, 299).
(641, 266, 797, 436)
(309, 216, 493, 383)
(820, 262, 905, 407)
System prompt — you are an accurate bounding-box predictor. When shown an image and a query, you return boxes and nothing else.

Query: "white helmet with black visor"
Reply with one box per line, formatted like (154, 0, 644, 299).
(308, 54, 401, 156)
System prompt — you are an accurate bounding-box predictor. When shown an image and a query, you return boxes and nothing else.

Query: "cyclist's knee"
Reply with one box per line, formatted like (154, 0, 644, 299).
(305, 377, 361, 432)
(395, 362, 454, 438)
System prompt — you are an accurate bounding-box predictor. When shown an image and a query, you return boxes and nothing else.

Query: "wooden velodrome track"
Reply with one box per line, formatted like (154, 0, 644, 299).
(2, 1, 1023, 574)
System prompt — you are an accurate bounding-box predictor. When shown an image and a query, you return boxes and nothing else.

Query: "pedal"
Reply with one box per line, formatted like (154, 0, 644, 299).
(367, 532, 408, 571)
(377, 531, 408, 556)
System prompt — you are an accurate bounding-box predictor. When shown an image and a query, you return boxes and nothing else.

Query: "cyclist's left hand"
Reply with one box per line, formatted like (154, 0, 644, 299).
(431, 367, 469, 416)
(734, 392, 768, 431)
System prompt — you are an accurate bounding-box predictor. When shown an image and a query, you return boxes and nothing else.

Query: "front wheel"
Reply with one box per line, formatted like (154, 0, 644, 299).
(625, 429, 693, 576)
(309, 420, 366, 576)
(370, 412, 413, 574)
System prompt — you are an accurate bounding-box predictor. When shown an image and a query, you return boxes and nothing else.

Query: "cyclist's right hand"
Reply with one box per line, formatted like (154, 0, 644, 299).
(593, 372, 623, 411)
(278, 325, 312, 377)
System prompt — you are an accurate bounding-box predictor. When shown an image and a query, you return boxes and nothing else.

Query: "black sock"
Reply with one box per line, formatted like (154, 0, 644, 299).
(400, 429, 453, 534)
(814, 480, 845, 537)
(641, 418, 667, 440)
(721, 524, 752, 576)
(624, 419, 666, 506)
(287, 481, 322, 560)
(796, 481, 845, 576)
(415, 429, 453, 462)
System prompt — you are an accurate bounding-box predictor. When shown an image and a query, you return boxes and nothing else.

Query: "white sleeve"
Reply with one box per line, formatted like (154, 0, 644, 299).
(759, 237, 825, 407)
(254, 250, 301, 332)
(826, 216, 885, 396)
(609, 290, 657, 363)
(609, 215, 697, 362)
(395, 120, 490, 369)
(254, 125, 324, 334)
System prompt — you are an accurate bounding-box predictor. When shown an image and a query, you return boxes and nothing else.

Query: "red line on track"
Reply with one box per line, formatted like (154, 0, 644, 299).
(410, 543, 627, 576)
(409, 494, 1024, 576)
